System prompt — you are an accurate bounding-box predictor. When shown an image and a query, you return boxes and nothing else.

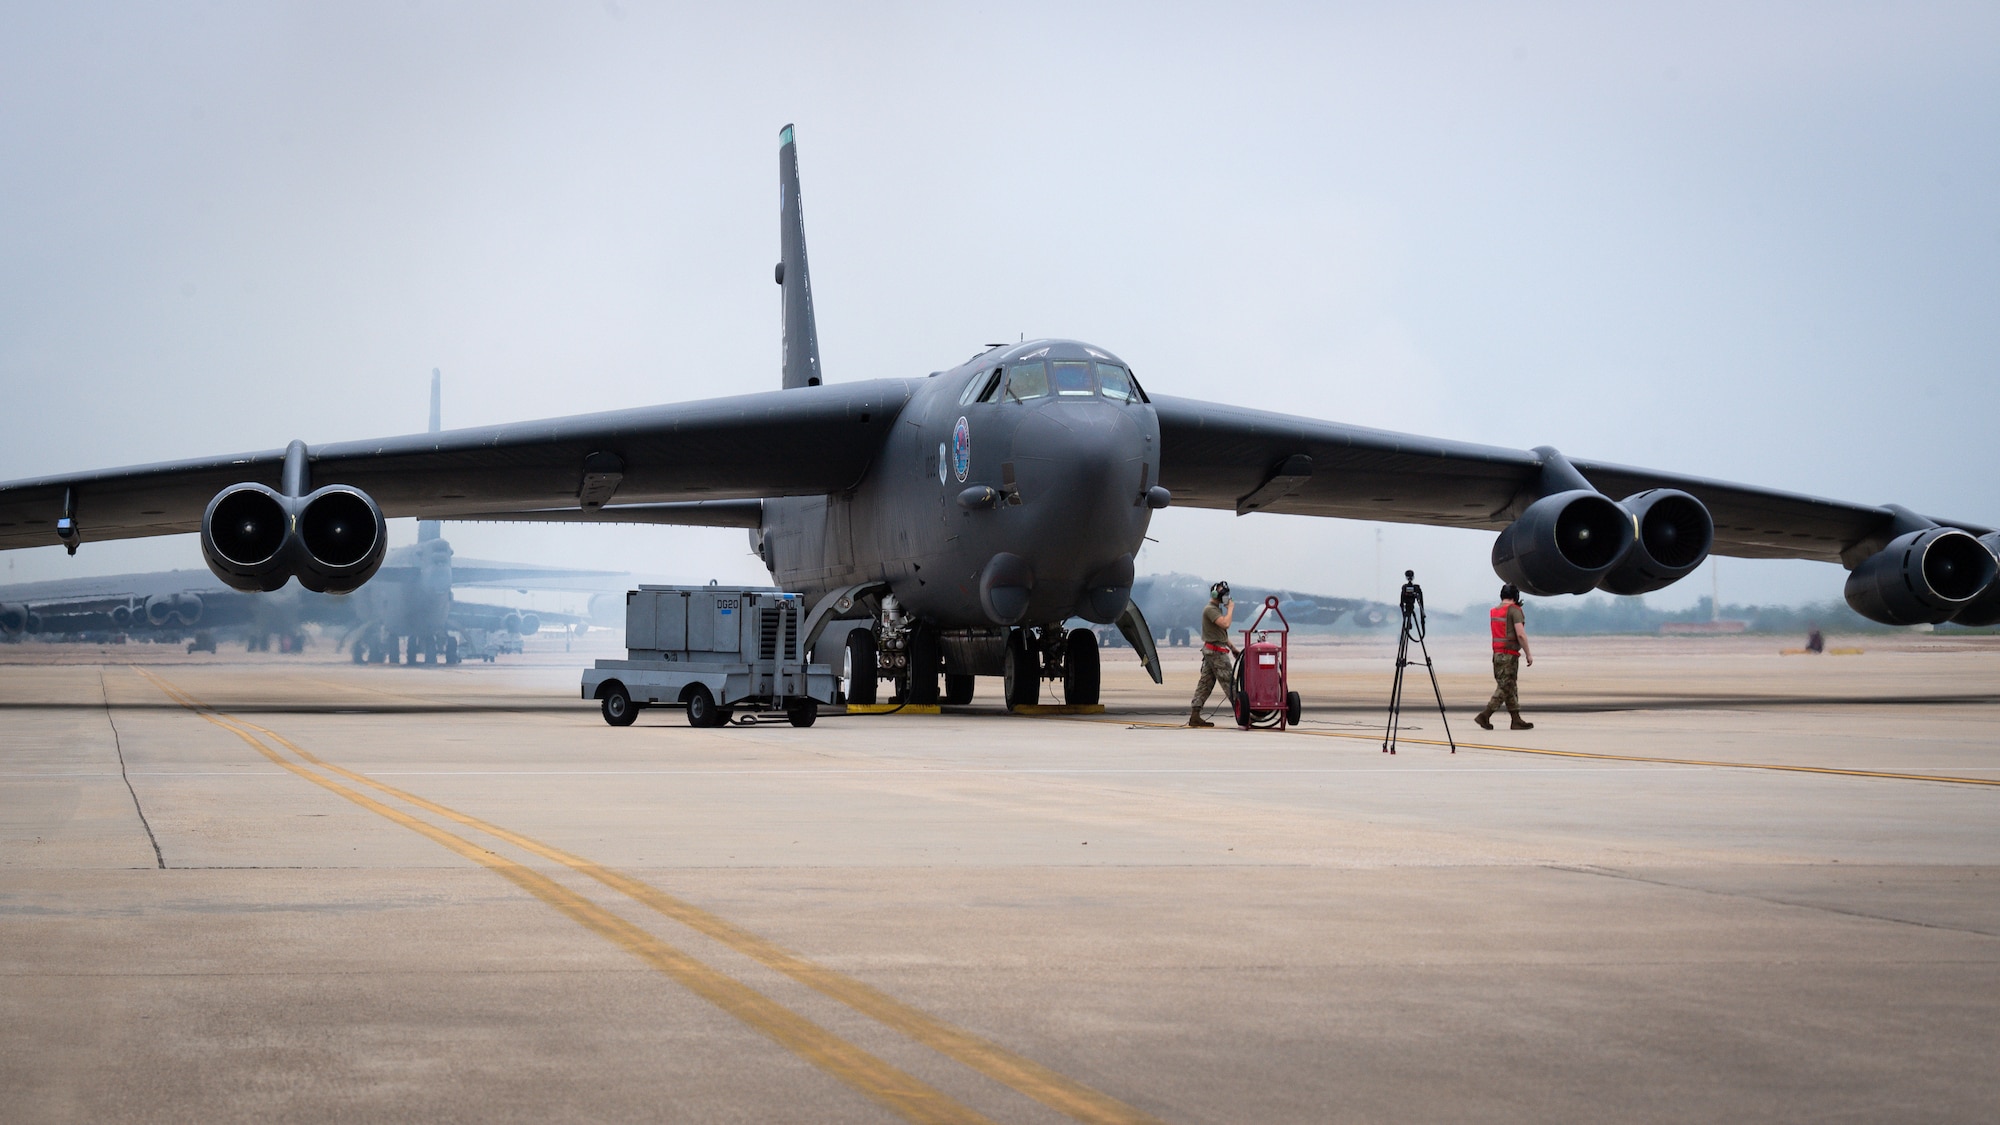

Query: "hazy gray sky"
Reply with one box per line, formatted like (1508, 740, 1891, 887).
(3, 2, 1995, 611)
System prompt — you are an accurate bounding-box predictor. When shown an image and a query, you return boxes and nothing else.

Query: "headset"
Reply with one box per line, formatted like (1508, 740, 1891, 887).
(1210, 580, 1231, 602)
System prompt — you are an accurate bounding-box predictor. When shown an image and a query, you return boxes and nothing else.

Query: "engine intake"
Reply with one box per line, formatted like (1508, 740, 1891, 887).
(1844, 527, 1997, 626)
(0, 603, 33, 635)
(1491, 489, 1635, 596)
(1599, 489, 1714, 595)
(202, 484, 293, 592)
(1948, 533, 2000, 627)
(292, 486, 387, 594)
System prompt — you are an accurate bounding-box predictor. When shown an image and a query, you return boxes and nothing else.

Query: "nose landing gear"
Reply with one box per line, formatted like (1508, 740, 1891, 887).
(1004, 624, 1100, 709)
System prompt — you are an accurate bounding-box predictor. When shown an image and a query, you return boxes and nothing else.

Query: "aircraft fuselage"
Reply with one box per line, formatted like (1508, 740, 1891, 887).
(758, 339, 1158, 631)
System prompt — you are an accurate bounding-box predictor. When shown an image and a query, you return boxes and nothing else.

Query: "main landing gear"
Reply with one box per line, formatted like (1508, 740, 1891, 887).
(832, 603, 1098, 710)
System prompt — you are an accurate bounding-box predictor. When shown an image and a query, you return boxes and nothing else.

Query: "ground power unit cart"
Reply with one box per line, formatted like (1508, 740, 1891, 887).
(583, 585, 837, 728)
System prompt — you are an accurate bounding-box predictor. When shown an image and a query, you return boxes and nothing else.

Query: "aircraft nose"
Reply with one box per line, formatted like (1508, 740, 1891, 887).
(1002, 401, 1154, 623)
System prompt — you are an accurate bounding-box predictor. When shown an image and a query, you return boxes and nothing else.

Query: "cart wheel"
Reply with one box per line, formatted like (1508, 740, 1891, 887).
(1286, 691, 1302, 727)
(787, 699, 818, 728)
(685, 685, 720, 728)
(600, 684, 639, 727)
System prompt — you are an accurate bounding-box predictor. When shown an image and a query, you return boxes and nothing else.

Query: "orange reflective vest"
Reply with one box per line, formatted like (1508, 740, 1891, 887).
(1490, 604, 1520, 655)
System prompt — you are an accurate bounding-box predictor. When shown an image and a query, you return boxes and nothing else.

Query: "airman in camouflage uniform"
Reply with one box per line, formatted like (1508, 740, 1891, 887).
(1188, 581, 1237, 727)
(1476, 584, 1535, 731)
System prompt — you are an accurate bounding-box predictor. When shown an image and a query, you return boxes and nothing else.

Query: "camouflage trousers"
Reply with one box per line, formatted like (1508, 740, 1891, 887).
(1485, 653, 1521, 713)
(1191, 649, 1236, 709)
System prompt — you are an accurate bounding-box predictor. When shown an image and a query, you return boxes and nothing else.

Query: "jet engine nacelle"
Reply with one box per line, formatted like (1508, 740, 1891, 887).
(1946, 533, 2000, 627)
(144, 593, 204, 627)
(1491, 490, 1636, 597)
(290, 485, 387, 593)
(1598, 489, 1714, 595)
(1843, 527, 1998, 626)
(201, 483, 387, 595)
(0, 603, 34, 635)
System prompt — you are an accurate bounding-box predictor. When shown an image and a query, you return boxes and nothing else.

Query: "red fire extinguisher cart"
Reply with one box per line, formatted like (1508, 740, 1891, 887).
(1234, 596, 1304, 730)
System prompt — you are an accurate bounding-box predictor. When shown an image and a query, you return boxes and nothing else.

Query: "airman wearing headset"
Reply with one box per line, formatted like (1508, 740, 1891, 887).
(1188, 580, 1238, 727)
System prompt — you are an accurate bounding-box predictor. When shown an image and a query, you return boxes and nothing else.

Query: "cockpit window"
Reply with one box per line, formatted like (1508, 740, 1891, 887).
(1051, 360, 1094, 396)
(1095, 363, 1136, 401)
(961, 368, 1001, 405)
(1003, 361, 1049, 401)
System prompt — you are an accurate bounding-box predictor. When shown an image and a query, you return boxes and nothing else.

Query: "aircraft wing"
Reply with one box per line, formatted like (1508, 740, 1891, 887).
(444, 557, 628, 588)
(1151, 396, 1990, 565)
(0, 381, 913, 552)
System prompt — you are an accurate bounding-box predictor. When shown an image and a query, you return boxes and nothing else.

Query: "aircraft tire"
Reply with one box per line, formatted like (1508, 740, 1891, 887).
(907, 629, 940, 706)
(787, 698, 818, 728)
(1063, 628, 1100, 705)
(600, 684, 639, 727)
(843, 629, 878, 706)
(445, 636, 460, 665)
(1003, 628, 1039, 709)
(351, 639, 366, 664)
(685, 684, 721, 728)
(943, 673, 975, 705)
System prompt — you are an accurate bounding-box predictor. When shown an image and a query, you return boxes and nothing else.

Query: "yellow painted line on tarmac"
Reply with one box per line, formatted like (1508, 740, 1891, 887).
(244, 707, 1162, 1125)
(136, 667, 1164, 1125)
(1040, 711, 2000, 789)
(130, 667, 996, 1125)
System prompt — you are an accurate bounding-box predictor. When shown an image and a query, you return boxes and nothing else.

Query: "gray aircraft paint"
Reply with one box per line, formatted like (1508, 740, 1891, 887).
(0, 126, 1993, 656)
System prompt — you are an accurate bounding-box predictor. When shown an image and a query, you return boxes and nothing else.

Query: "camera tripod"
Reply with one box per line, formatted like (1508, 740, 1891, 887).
(1382, 570, 1456, 755)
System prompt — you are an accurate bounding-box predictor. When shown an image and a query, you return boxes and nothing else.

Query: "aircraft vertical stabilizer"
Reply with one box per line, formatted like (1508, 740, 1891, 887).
(776, 124, 822, 389)
(419, 367, 443, 543)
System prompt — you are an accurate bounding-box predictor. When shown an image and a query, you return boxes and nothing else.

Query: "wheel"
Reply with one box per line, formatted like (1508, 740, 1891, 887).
(1233, 659, 1251, 728)
(1063, 628, 1100, 705)
(445, 635, 460, 665)
(943, 673, 975, 705)
(787, 699, 818, 728)
(351, 639, 366, 664)
(685, 684, 720, 728)
(1003, 628, 1040, 710)
(600, 684, 639, 727)
(1286, 690, 1302, 727)
(906, 628, 940, 705)
(842, 628, 878, 706)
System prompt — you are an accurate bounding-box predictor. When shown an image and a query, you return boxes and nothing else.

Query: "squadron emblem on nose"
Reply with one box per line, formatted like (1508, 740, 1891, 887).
(952, 417, 971, 482)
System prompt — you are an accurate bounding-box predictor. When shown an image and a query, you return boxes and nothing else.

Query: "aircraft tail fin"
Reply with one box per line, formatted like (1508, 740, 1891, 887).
(419, 368, 442, 543)
(776, 124, 822, 389)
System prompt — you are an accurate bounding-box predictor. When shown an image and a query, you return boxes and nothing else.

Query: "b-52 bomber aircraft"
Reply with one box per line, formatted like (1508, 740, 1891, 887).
(2, 125, 1995, 711)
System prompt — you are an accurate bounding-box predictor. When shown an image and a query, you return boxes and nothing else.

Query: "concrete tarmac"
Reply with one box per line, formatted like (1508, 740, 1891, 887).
(2, 633, 1997, 1123)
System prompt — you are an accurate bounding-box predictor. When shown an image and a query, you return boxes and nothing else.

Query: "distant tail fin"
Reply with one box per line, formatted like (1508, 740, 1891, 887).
(419, 368, 442, 543)
(776, 124, 823, 389)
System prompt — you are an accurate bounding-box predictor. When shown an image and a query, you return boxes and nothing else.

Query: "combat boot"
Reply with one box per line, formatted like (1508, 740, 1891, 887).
(1188, 708, 1213, 728)
(1509, 712, 1534, 730)
(1473, 710, 1494, 730)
